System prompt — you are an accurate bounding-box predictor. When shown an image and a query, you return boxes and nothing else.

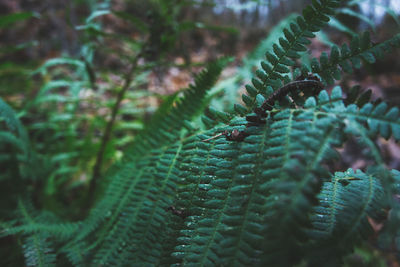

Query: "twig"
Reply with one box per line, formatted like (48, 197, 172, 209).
(88, 53, 141, 201)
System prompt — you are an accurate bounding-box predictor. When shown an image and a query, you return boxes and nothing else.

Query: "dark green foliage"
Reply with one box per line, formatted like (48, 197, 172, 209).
(0, 12, 39, 28)
(308, 169, 388, 265)
(61, 85, 398, 266)
(22, 233, 56, 267)
(238, 0, 340, 113)
(2, 0, 400, 266)
(17, 202, 57, 267)
(7, 84, 399, 265)
(312, 32, 400, 85)
(0, 98, 30, 164)
(39, 59, 230, 266)
(0, 99, 46, 221)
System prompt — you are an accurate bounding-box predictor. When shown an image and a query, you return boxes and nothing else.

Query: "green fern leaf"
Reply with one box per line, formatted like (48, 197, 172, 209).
(239, 0, 340, 112)
(315, 32, 400, 85)
(57, 59, 227, 266)
(0, 97, 27, 141)
(308, 169, 387, 265)
(22, 233, 56, 267)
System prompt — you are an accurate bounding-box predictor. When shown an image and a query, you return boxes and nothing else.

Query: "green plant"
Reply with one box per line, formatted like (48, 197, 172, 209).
(2, 0, 400, 266)
(0, 0, 219, 213)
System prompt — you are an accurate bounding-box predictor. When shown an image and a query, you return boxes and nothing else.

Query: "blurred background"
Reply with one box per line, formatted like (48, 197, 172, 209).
(1, 0, 399, 94)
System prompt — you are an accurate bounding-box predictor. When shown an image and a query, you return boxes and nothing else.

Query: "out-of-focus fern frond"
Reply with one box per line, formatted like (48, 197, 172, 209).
(308, 169, 387, 265)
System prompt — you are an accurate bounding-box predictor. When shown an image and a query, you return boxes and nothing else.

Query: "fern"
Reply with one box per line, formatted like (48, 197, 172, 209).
(0, 98, 30, 159)
(237, 0, 340, 114)
(4, 0, 400, 266)
(62, 86, 397, 265)
(46, 58, 229, 266)
(11, 201, 58, 267)
(0, 98, 25, 136)
(22, 233, 56, 267)
(311, 31, 400, 85)
(170, 110, 341, 266)
(0, 97, 44, 184)
(308, 168, 388, 265)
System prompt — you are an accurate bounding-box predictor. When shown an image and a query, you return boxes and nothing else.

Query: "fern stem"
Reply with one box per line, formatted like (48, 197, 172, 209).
(88, 53, 142, 201)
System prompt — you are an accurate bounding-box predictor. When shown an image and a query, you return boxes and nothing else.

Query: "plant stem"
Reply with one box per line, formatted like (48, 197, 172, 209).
(88, 54, 141, 201)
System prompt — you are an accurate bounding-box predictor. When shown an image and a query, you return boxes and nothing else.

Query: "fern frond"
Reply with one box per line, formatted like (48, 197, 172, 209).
(0, 97, 26, 139)
(22, 233, 56, 267)
(1, 200, 80, 240)
(240, 14, 297, 80)
(318, 87, 399, 186)
(0, 97, 44, 184)
(172, 120, 266, 266)
(60, 60, 228, 265)
(2, 220, 80, 241)
(32, 57, 87, 77)
(60, 60, 227, 266)
(61, 85, 399, 265)
(3, 87, 394, 265)
(0, 131, 25, 152)
(307, 169, 387, 265)
(60, 241, 88, 267)
(258, 109, 344, 266)
(1, 199, 79, 266)
(343, 102, 400, 141)
(170, 107, 344, 266)
(237, 0, 340, 113)
(311, 32, 400, 85)
(4, 200, 77, 266)
(0, 98, 29, 155)
(91, 144, 183, 265)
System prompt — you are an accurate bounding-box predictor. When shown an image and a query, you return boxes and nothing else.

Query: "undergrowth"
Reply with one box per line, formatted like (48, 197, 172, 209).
(1, 0, 400, 266)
